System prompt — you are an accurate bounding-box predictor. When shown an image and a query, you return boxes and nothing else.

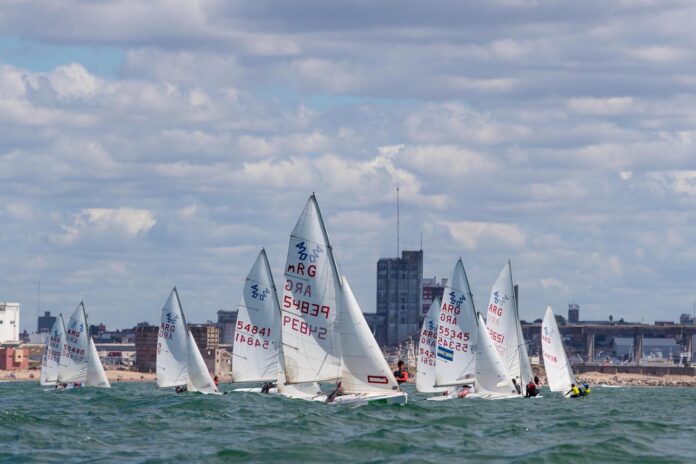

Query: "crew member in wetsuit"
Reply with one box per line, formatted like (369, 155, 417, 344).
(213, 375, 219, 388)
(566, 383, 581, 398)
(525, 379, 537, 397)
(325, 381, 344, 403)
(393, 360, 409, 384)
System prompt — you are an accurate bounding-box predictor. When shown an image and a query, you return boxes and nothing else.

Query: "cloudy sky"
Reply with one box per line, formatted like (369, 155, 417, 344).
(1, 0, 695, 332)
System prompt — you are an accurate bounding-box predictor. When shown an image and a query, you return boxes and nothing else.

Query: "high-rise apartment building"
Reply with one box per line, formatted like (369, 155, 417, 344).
(0, 302, 20, 343)
(422, 277, 447, 317)
(369, 250, 423, 347)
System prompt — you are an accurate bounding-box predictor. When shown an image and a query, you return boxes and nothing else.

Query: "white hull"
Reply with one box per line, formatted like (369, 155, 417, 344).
(329, 392, 407, 406)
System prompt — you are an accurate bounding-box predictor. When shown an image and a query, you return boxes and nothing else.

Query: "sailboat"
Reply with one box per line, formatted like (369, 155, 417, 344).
(473, 313, 519, 398)
(57, 302, 110, 388)
(416, 297, 447, 393)
(156, 288, 219, 394)
(541, 305, 576, 397)
(485, 261, 534, 394)
(280, 194, 406, 405)
(40, 315, 66, 387)
(230, 249, 322, 399)
(430, 259, 478, 398)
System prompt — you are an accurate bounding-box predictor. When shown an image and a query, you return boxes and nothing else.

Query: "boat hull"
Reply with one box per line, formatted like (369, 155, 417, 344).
(330, 392, 407, 406)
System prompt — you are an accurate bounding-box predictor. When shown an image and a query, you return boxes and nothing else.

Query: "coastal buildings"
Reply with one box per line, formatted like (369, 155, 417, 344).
(217, 310, 238, 345)
(422, 277, 446, 317)
(37, 311, 56, 334)
(0, 346, 28, 370)
(134, 324, 158, 373)
(368, 250, 423, 347)
(0, 302, 20, 343)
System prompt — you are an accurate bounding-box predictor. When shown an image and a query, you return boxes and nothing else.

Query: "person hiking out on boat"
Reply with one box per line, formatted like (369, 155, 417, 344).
(566, 383, 581, 398)
(393, 360, 408, 384)
(512, 378, 521, 394)
(526, 376, 542, 397)
(580, 383, 591, 396)
(326, 381, 344, 403)
(213, 375, 219, 387)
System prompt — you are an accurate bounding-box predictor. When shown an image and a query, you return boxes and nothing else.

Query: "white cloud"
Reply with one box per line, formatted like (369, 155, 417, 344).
(567, 97, 634, 116)
(59, 208, 156, 245)
(443, 221, 526, 250)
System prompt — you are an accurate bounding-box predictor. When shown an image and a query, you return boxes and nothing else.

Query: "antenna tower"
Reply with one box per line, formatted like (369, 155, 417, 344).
(396, 186, 400, 257)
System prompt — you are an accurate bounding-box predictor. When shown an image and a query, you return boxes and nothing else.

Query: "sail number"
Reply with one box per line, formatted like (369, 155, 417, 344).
(438, 326, 469, 341)
(543, 352, 558, 363)
(419, 347, 436, 366)
(236, 320, 272, 337)
(235, 333, 270, 349)
(282, 315, 328, 339)
(437, 337, 469, 353)
(487, 327, 505, 344)
(282, 296, 330, 318)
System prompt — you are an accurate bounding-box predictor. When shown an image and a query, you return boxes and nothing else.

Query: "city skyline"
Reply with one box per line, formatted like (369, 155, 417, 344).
(2, 2, 696, 329)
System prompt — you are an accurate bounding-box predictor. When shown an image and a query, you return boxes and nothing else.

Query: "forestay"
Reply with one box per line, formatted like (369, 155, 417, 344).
(186, 331, 218, 394)
(58, 303, 90, 384)
(475, 313, 517, 396)
(416, 297, 446, 393)
(280, 195, 342, 383)
(40, 316, 65, 386)
(231, 249, 282, 383)
(86, 338, 111, 388)
(541, 305, 576, 393)
(156, 288, 190, 388)
(338, 277, 399, 394)
(434, 259, 478, 388)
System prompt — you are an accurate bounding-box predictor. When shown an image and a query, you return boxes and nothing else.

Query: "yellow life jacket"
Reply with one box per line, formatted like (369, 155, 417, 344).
(584, 387, 591, 395)
(571, 386, 580, 396)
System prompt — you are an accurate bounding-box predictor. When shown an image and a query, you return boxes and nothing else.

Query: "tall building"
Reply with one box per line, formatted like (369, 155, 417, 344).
(0, 302, 20, 343)
(422, 277, 447, 316)
(217, 310, 238, 345)
(134, 324, 158, 373)
(370, 250, 423, 347)
(568, 303, 580, 323)
(37, 311, 56, 333)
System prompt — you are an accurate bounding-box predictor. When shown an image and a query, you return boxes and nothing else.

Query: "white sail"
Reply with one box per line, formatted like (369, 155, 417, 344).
(186, 331, 218, 394)
(86, 338, 111, 388)
(156, 288, 190, 388)
(231, 249, 282, 383)
(280, 194, 342, 383)
(541, 305, 576, 393)
(58, 303, 90, 384)
(434, 259, 478, 387)
(416, 297, 446, 393)
(40, 316, 66, 386)
(486, 262, 529, 384)
(475, 313, 517, 396)
(338, 276, 399, 394)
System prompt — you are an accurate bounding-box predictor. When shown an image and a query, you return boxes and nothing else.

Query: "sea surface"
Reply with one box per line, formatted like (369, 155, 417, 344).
(1, 382, 695, 463)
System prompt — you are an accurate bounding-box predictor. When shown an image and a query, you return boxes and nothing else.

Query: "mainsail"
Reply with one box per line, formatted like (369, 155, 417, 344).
(485, 262, 532, 387)
(541, 305, 576, 393)
(58, 303, 90, 384)
(40, 316, 66, 386)
(416, 297, 446, 393)
(156, 288, 190, 388)
(337, 276, 399, 394)
(231, 249, 282, 383)
(434, 259, 478, 388)
(280, 194, 342, 383)
(475, 313, 517, 396)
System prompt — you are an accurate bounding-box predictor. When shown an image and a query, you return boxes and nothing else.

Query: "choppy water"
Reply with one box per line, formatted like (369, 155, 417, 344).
(1, 382, 695, 463)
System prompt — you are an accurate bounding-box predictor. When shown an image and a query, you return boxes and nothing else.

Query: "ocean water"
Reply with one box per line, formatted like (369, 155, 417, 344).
(1, 382, 695, 463)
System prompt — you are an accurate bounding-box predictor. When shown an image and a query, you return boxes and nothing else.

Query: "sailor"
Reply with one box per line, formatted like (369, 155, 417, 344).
(213, 375, 219, 387)
(260, 382, 276, 394)
(566, 383, 581, 398)
(325, 381, 344, 403)
(393, 360, 409, 384)
(526, 376, 541, 397)
(512, 378, 521, 394)
(581, 383, 591, 396)
(175, 385, 187, 394)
